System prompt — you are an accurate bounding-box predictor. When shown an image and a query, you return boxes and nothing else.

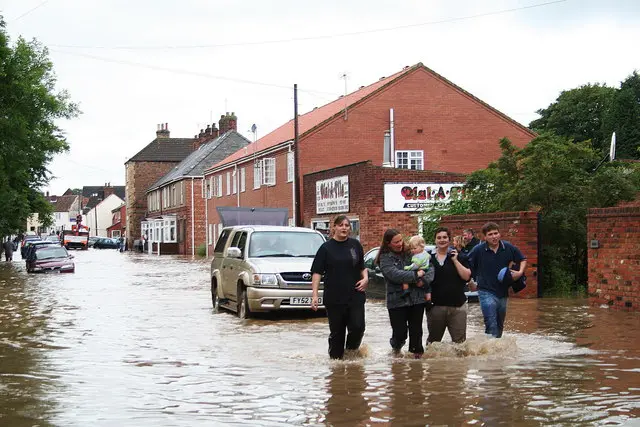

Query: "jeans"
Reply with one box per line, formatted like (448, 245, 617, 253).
(325, 303, 366, 359)
(388, 303, 426, 354)
(478, 290, 508, 338)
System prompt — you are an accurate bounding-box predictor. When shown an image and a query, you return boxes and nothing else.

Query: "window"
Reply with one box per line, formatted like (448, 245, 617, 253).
(240, 168, 246, 192)
(287, 152, 294, 182)
(111, 230, 121, 238)
(171, 185, 176, 206)
(214, 228, 231, 253)
(253, 160, 262, 189)
(217, 175, 223, 197)
(208, 224, 213, 245)
(205, 178, 211, 199)
(226, 171, 231, 195)
(263, 157, 276, 186)
(180, 181, 185, 205)
(232, 170, 237, 194)
(396, 150, 423, 170)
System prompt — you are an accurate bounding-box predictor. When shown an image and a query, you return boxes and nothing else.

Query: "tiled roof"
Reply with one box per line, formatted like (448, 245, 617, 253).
(127, 137, 196, 163)
(207, 62, 536, 172)
(81, 186, 125, 200)
(148, 131, 251, 191)
(52, 195, 78, 212)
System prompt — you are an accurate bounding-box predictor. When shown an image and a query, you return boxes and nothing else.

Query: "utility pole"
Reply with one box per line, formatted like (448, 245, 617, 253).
(293, 84, 302, 227)
(340, 72, 349, 120)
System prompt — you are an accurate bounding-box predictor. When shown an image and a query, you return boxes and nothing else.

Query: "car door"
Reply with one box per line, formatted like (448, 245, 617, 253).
(221, 230, 247, 305)
(363, 248, 386, 299)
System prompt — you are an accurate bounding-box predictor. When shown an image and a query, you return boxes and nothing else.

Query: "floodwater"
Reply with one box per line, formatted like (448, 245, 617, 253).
(0, 250, 639, 426)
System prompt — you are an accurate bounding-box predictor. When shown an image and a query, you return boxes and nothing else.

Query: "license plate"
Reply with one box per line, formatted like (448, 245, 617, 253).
(290, 297, 322, 305)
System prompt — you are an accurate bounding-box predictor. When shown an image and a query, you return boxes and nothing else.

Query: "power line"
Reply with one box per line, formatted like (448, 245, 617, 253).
(50, 48, 342, 98)
(49, 0, 567, 50)
(10, 0, 51, 23)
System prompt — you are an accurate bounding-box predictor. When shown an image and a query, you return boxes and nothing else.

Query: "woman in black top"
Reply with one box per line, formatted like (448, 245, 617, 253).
(376, 228, 434, 358)
(427, 227, 472, 344)
(311, 215, 368, 359)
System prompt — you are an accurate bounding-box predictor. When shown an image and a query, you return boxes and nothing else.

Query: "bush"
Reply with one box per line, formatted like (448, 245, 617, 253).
(196, 244, 206, 258)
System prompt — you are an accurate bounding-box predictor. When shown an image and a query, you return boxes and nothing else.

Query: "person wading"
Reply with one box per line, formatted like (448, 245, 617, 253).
(311, 215, 368, 359)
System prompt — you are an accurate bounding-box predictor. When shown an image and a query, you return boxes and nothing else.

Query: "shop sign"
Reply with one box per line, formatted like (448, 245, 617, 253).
(383, 182, 465, 211)
(316, 175, 349, 214)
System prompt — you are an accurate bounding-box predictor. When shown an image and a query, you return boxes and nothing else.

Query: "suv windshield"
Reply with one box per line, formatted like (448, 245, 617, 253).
(248, 231, 324, 258)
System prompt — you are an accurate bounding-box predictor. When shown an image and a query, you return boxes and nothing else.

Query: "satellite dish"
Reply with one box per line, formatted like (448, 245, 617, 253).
(251, 124, 257, 133)
(609, 132, 616, 161)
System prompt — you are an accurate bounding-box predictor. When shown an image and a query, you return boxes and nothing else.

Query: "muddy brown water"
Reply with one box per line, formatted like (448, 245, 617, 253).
(0, 250, 638, 426)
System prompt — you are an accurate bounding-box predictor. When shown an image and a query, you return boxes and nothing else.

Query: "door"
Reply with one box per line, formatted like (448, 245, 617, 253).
(363, 248, 385, 299)
(222, 230, 248, 306)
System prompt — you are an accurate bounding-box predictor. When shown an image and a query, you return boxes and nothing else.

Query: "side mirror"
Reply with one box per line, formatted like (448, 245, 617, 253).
(226, 247, 242, 259)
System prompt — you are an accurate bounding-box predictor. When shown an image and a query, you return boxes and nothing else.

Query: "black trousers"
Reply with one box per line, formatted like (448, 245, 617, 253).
(388, 303, 426, 354)
(325, 303, 366, 359)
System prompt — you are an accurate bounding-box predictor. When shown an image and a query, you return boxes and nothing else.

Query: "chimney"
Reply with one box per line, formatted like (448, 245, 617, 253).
(219, 112, 237, 134)
(156, 123, 170, 139)
(104, 184, 114, 198)
(211, 123, 219, 139)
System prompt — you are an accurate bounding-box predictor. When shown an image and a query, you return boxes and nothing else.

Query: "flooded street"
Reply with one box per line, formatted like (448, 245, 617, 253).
(1, 250, 639, 426)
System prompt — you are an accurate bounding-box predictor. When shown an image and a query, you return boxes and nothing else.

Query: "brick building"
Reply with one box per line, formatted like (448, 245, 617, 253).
(202, 62, 535, 252)
(125, 124, 195, 249)
(106, 204, 126, 239)
(143, 122, 250, 255)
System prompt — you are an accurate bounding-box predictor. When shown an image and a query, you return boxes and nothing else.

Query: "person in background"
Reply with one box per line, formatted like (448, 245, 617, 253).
(453, 235, 465, 252)
(467, 222, 527, 338)
(376, 229, 434, 358)
(3, 239, 14, 261)
(118, 234, 126, 252)
(427, 227, 472, 344)
(311, 215, 368, 360)
(461, 228, 480, 255)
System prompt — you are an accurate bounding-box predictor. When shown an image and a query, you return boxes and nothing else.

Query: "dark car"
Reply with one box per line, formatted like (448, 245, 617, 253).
(361, 245, 479, 301)
(27, 246, 75, 273)
(20, 235, 41, 258)
(88, 236, 100, 248)
(22, 240, 57, 260)
(93, 237, 119, 249)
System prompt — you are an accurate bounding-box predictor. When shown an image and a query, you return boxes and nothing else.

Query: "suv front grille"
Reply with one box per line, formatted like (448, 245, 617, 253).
(280, 272, 312, 282)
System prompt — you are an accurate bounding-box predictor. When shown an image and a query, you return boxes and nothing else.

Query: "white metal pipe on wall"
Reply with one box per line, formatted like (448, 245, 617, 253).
(191, 178, 195, 257)
(204, 177, 208, 258)
(390, 108, 395, 167)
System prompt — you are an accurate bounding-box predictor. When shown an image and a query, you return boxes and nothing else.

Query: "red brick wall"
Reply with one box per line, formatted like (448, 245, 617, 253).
(303, 161, 466, 252)
(587, 205, 640, 311)
(125, 161, 179, 248)
(299, 68, 534, 178)
(438, 211, 539, 298)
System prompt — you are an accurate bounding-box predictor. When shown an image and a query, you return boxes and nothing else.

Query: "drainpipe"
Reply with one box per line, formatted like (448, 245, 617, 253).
(290, 143, 295, 226)
(235, 165, 240, 207)
(205, 177, 208, 258)
(390, 108, 395, 167)
(191, 178, 195, 257)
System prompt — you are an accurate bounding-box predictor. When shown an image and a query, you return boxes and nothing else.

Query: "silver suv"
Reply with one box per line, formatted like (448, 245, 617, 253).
(210, 225, 326, 318)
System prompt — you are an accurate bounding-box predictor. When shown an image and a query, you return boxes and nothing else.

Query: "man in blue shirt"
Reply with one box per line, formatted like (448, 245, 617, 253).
(467, 222, 527, 338)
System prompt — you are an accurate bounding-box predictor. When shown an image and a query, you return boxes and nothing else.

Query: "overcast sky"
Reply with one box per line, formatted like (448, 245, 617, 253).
(1, 0, 638, 195)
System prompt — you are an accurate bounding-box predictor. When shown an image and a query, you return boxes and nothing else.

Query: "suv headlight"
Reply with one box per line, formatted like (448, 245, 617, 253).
(252, 273, 278, 287)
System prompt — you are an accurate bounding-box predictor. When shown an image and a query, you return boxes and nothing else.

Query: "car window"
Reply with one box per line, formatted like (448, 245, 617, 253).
(236, 232, 247, 255)
(36, 247, 69, 260)
(248, 231, 325, 258)
(364, 248, 379, 269)
(214, 229, 231, 253)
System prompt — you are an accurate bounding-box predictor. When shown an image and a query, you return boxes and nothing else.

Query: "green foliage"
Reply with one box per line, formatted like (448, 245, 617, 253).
(530, 73, 640, 160)
(196, 244, 207, 258)
(0, 17, 78, 236)
(421, 135, 640, 295)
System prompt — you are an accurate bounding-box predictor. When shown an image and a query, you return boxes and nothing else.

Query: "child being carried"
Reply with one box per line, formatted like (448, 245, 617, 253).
(403, 235, 432, 303)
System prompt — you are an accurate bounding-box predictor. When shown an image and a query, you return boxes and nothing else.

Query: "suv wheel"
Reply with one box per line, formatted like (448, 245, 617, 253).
(237, 288, 251, 319)
(211, 280, 219, 312)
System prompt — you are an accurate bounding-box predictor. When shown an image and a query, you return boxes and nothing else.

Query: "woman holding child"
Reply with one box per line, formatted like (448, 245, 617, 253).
(375, 229, 434, 358)
(427, 227, 472, 344)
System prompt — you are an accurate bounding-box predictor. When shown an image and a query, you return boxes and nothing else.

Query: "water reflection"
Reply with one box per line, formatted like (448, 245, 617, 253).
(0, 262, 57, 427)
(0, 251, 639, 426)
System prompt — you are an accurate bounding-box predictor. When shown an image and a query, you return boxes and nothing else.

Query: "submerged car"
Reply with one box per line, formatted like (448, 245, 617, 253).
(27, 246, 75, 273)
(210, 225, 326, 318)
(93, 237, 119, 249)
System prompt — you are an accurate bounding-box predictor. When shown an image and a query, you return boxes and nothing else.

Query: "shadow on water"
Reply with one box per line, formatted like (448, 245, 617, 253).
(0, 261, 59, 427)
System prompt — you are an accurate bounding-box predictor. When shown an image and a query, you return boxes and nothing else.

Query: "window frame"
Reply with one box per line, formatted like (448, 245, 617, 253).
(396, 150, 424, 170)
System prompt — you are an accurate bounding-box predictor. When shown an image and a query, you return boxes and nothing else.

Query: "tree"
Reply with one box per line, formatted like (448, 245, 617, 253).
(421, 135, 640, 295)
(0, 17, 78, 237)
(529, 84, 616, 154)
(603, 71, 640, 159)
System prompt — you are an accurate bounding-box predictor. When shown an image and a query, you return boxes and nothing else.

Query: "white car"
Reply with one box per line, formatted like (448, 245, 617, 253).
(210, 226, 326, 318)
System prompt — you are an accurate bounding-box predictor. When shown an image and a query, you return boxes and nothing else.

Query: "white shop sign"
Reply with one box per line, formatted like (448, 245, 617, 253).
(384, 182, 465, 212)
(316, 175, 349, 214)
